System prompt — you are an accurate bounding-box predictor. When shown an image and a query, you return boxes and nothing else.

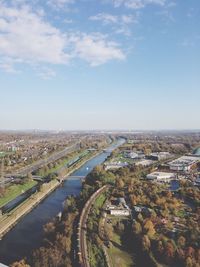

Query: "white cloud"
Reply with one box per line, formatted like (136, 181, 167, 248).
(37, 67, 56, 79)
(90, 13, 135, 25)
(0, 3, 70, 65)
(90, 13, 118, 24)
(0, 61, 18, 73)
(112, 0, 166, 9)
(89, 13, 137, 36)
(72, 34, 125, 66)
(47, 0, 75, 9)
(0, 2, 125, 73)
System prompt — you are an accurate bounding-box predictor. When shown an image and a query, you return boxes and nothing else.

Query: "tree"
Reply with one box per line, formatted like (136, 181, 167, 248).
(105, 224, 113, 241)
(11, 260, 30, 267)
(115, 178, 125, 189)
(27, 172, 33, 181)
(156, 240, 164, 256)
(185, 257, 193, 267)
(164, 241, 175, 263)
(43, 222, 55, 236)
(177, 236, 186, 248)
(130, 194, 138, 206)
(64, 196, 77, 212)
(133, 221, 142, 235)
(185, 247, 195, 259)
(143, 219, 156, 238)
(116, 221, 125, 234)
(142, 235, 151, 251)
(137, 213, 144, 223)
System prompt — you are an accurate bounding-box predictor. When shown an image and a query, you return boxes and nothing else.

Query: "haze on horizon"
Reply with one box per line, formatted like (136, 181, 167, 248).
(0, 0, 199, 131)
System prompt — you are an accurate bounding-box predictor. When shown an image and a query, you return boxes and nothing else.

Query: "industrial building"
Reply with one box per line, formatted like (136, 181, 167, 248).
(124, 151, 145, 159)
(104, 161, 128, 170)
(135, 159, 154, 167)
(169, 156, 200, 172)
(147, 152, 172, 161)
(146, 172, 175, 182)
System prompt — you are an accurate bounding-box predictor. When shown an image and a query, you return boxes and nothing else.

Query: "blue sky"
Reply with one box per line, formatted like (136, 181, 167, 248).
(0, 0, 199, 130)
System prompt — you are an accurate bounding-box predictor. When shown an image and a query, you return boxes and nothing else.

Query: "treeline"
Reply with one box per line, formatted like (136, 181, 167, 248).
(10, 165, 116, 267)
(110, 169, 200, 267)
(11, 163, 200, 267)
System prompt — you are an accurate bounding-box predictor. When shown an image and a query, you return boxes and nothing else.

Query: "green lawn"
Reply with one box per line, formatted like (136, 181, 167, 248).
(0, 151, 14, 158)
(87, 191, 107, 266)
(0, 152, 6, 158)
(108, 232, 134, 267)
(0, 180, 37, 208)
(94, 193, 107, 209)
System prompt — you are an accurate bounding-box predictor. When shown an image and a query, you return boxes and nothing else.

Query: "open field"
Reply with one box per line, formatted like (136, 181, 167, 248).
(107, 230, 134, 267)
(0, 180, 37, 208)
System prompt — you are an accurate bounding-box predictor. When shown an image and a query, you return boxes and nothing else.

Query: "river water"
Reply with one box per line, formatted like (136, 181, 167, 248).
(0, 139, 124, 265)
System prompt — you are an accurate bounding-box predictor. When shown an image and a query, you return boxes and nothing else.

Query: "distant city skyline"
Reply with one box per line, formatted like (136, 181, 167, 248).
(0, 0, 200, 130)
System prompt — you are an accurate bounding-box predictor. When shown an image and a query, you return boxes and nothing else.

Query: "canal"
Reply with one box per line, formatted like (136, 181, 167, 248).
(0, 139, 124, 265)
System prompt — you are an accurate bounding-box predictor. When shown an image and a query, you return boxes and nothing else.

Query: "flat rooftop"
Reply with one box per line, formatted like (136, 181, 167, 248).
(148, 172, 175, 177)
(169, 156, 200, 166)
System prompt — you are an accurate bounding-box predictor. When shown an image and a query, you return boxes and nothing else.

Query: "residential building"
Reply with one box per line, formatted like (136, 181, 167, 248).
(105, 198, 130, 217)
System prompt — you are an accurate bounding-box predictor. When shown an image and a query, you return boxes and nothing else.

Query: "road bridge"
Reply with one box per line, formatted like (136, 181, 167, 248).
(68, 175, 85, 179)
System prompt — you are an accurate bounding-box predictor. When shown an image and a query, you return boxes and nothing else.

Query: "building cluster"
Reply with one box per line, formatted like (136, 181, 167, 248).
(105, 197, 131, 216)
(124, 150, 145, 159)
(104, 162, 128, 170)
(168, 155, 200, 172)
(106, 149, 175, 170)
(146, 172, 176, 182)
(147, 152, 172, 161)
(146, 154, 200, 184)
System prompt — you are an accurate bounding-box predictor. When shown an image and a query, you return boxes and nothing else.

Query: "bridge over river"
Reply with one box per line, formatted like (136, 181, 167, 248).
(0, 138, 125, 265)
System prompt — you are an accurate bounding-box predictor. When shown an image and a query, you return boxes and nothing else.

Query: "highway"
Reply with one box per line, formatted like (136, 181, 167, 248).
(78, 185, 108, 267)
(7, 141, 81, 177)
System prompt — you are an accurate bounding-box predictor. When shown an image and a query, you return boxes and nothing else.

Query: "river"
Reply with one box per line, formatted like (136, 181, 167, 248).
(0, 139, 124, 265)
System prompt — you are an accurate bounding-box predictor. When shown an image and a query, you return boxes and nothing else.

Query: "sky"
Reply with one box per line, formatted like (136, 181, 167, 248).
(0, 0, 200, 131)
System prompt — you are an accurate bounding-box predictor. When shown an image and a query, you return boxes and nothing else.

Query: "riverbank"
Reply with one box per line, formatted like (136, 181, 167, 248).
(0, 138, 125, 265)
(0, 179, 59, 239)
(0, 150, 100, 239)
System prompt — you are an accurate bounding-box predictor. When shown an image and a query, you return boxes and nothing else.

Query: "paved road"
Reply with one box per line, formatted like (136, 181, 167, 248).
(78, 185, 108, 267)
(7, 141, 81, 177)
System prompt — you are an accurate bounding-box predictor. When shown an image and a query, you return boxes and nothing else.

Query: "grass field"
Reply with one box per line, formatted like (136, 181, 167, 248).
(95, 193, 107, 209)
(87, 192, 107, 267)
(0, 151, 14, 158)
(108, 232, 134, 267)
(0, 180, 37, 208)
